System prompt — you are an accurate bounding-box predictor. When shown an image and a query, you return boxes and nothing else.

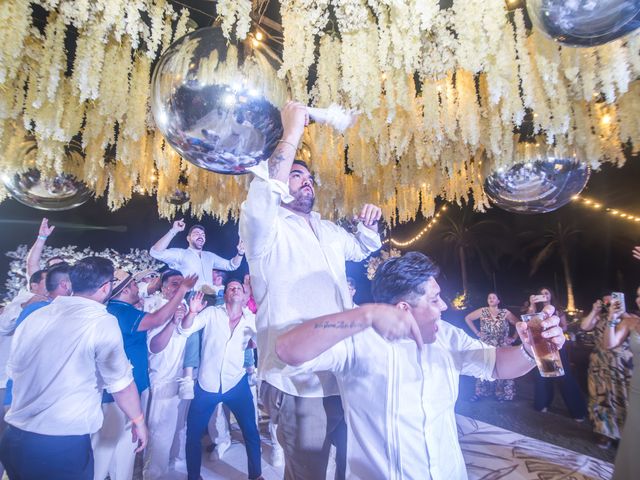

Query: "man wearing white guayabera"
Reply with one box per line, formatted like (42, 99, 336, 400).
(239, 101, 382, 480)
(142, 269, 193, 479)
(0, 257, 147, 480)
(276, 252, 568, 480)
(179, 280, 263, 480)
(150, 221, 244, 292)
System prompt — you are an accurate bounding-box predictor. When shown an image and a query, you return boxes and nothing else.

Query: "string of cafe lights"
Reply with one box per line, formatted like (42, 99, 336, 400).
(572, 195, 640, 225)
(386, 205, 449, 248)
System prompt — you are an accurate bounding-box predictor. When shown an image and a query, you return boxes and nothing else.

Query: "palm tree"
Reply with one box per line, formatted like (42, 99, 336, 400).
(434, 207, 512, 297)
(522, 221, 582, 312)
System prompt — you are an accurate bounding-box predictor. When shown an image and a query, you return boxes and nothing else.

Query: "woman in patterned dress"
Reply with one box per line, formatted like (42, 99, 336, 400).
(605, 285, 640, 479)
(581, 294, 633, 449)
(528, 288, 587, 420)
(465, 292, 519, 401)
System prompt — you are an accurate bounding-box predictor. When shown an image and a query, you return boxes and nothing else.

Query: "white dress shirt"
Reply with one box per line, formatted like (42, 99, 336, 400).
(178, 304, 256, 394)
(145, 296, 190, 386)
(292, 321, 496, 480)
(239, 162, 381, 397)
(149, 246, 240, 291)
(0, 289, 34, 387)
(5, 295, 133, 436)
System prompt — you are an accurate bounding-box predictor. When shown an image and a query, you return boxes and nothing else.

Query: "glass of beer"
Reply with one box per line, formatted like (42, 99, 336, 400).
(520, 313, 565, 377)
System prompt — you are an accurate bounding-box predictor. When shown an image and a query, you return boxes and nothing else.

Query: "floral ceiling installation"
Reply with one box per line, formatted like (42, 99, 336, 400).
(0, 1, 639, 224)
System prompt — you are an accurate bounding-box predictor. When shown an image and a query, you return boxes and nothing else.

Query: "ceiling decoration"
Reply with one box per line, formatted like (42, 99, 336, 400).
(0, 1, 639, 223)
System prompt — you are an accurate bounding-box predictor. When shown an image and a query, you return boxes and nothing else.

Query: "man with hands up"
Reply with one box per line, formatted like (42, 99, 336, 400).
(276, 252, 566, 480)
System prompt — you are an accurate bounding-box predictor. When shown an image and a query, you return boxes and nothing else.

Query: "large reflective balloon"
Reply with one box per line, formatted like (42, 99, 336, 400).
(484, 156, 590, 214)
(527, 0, 640, 47)
(151, 27, 283, 175)
(2, 140, 91, 211)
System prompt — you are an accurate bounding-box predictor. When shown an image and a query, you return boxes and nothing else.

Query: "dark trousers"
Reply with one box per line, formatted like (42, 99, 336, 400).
(186, 376, 261, 480)
(534, 348, 588, 419)
(0, 425, 93, 480)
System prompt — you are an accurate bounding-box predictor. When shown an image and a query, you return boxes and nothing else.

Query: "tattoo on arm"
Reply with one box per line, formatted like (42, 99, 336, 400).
(268, 148, 289, 179)
(314, 321, 359, 329)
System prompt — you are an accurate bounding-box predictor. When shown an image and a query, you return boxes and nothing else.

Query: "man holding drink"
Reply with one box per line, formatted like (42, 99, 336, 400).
(275, 252, 566, 479)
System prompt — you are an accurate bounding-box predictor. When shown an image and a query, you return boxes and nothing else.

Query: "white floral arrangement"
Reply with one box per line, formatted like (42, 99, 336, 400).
(366, 247, 402, 281)
(3, 244, 163, 303)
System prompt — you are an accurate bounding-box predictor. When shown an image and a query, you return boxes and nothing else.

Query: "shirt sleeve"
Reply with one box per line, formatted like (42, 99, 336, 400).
(149, 247, 184, 269)
(449, 326, 496, 381)
(207, 251, 240, 271)
(333, 222, 382, 263)
(176, 307, 210, 336)
(94, 313, 134, 394)
(239, 161, 293, 259)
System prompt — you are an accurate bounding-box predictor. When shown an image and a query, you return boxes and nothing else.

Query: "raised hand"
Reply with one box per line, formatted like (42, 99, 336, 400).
(280, 101, 308, 145)
(357, 204, 382, 231)
(172, 218, 186, 232)
(188, 291, 207, 314)
(368, 304, 424, 349)
(516, 305, 565, 350)
(174, 304, 187, 324)
(38, 218, 55, 238)
(179, 274, 198, 292)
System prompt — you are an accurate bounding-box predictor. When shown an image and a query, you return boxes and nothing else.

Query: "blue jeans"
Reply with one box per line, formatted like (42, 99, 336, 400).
(0, 425, 93, 479)
(186, 376, 261, 479)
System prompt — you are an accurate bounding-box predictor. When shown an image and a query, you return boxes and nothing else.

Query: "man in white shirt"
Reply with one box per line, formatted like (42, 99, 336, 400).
(0, 257, 147, 480)
(276, 252, 567, 480)
(150, 220, 244, 291)
(179, 280, 263, 480)
(239, 101, 382, 479)
(142, 269, 190, 479)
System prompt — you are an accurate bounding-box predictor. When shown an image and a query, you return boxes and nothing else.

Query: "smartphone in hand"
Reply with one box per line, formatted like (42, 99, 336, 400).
(611, 292, 626, 313)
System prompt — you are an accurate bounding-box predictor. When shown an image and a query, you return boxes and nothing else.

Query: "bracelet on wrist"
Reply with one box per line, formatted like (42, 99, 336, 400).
(277, 139, 298, 150)
(37, 235, 48, 240)
(131, 413, 144, 425)
(520, 345, 536, 364)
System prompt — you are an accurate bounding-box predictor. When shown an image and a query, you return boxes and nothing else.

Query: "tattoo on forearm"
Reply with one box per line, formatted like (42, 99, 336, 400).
(314, 321, 359, 329)
(268, 148, 288, 178)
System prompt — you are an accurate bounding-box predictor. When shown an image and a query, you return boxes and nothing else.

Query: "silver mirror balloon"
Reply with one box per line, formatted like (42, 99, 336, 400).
(527, 0, 640, 47)
(151, 27, 283, 175)
(2, 140, 91, 211)
(484, 145, 590, 214)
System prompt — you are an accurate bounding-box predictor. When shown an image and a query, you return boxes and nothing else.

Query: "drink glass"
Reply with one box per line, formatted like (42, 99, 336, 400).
(520, 313, 565, 377)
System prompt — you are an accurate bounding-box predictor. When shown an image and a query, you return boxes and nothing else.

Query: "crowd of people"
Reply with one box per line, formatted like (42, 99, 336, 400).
(0, 101, 635, 480)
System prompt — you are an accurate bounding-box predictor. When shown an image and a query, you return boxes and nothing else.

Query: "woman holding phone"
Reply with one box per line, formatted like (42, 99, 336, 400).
(606, 286, 640, 479)
(528, 288, 587, 421)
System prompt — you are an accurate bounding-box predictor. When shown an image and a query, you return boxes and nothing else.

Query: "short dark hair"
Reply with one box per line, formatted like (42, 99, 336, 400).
(45, 256, 66, 268)
(29, 270, 46, 286)
(188, 224, 205, 235)
(213, 269, 228, 282)
(45, 263, 70, 292)
(161, 269, 183, 285)
(371, 252, 440, 305)
(70, 257, 114, 295)
(292, 159, 310, 171)
(224, 277, 244, 290)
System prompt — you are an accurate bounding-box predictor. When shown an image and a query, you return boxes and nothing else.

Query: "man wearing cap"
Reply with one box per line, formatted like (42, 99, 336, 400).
(0, 257, 146, 480)
(150, 220, 244, 292)
(91, 269, 197, 480)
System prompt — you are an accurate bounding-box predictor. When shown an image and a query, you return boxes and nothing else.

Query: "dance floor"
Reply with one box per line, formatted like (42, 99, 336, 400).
(160, 414, 612, 480)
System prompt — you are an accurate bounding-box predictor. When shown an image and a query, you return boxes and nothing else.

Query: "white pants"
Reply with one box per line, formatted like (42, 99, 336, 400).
(92, 389, 149, 480)
(143, 382, 188, 479)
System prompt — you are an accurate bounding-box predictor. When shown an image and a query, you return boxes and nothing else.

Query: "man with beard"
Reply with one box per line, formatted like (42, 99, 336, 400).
(239, 101, 382, 479)
(150, 222, 244, 292)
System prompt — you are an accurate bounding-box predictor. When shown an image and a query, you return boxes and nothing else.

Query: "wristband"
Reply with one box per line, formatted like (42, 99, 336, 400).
(37, 235, 48, 240)
(131, 413, 144, 425)
(277, 139, 298, 150)
(520, 345, 536, 364)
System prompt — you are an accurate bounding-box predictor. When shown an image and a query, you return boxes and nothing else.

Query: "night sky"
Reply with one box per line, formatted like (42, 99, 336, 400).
(1, 152, 639, 314)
